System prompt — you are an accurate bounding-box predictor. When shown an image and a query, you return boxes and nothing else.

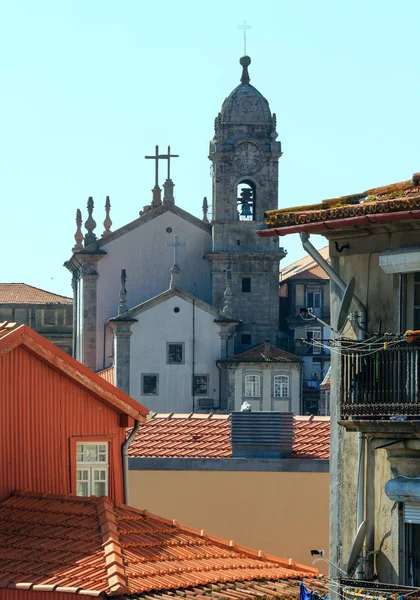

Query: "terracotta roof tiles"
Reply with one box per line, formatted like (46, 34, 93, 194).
(280, 248, 329, 282)
(97, 365, 115, 385)
(0, 284, 72, 305)
(129, 414, 330, 460)
(219, 343, 301, 364)
(0, 491, 319, 598)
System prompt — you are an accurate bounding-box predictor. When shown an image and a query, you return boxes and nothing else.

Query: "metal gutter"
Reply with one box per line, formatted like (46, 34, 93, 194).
(123, 420, 140, 504)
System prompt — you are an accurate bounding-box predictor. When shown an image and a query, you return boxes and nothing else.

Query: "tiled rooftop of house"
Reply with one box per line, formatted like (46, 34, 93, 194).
(0, 283, 72, 305)
(0, 321, 20, 339)
(0, 490, 318, 599)
(97, 365, 115, 385)
(219, 342, 301, 363)
(129, 414, 330, 460)
(261, 172, 420, 236)
(280, 247, 329, 282)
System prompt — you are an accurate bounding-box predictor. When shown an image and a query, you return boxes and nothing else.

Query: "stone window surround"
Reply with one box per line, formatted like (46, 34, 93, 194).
(272, 372, 290, 399)
(166, 342, 185, 365)
(243, 371, 261, 398)
(141, 373, 159, 396)
(192, 374, 209, 396)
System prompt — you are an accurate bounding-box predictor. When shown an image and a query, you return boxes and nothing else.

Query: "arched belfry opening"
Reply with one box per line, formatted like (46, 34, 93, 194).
(237, 180, 256, 221)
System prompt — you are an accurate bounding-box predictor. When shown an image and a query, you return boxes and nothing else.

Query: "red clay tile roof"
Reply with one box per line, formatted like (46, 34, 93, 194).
(0, 490, 318, 598)
(219, 343, 301, 363)
(129, 414, 330, 460)
(0, 283, 72, 305)
(262, 173, 420, 236)
(97, 365, 115, 385)
(280, 248, 329, 282)
(0, 321, 21, 339)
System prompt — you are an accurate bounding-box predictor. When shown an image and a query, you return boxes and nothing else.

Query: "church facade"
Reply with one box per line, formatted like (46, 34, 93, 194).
(66, 56, 294, 413)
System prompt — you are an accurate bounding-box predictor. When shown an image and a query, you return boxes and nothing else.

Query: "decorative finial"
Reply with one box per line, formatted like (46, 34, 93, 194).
(238, 20, 251, 55)
(222, 263, 233, 315)
(167, 234, 185, 289)
(72, 208, 84, 252)
(84, 197, 97, 246)
(102, 196, 112, 237)
(163, 179, 175, 205)
(202, 197, 209, 223)
(118, 269, 128, 315)
(239, 55, 251, 84)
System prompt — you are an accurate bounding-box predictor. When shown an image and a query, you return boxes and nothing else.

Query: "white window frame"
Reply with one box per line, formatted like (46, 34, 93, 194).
(244, 373, 261, 398)
(76, 442, 109, 497)
(273, 374, 289, 398)
(307, 328, 322, 355)
(306, 288, 322, 311)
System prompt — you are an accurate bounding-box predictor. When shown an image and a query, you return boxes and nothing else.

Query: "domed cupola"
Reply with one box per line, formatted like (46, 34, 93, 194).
(220, 56, 272, 125)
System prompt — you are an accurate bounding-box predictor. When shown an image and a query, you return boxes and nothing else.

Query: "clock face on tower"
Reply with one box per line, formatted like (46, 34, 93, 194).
(233, 142, 263, 174)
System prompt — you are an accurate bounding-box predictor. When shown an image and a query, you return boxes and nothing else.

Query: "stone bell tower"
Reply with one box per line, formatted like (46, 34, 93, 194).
(208, 56, 286, 351)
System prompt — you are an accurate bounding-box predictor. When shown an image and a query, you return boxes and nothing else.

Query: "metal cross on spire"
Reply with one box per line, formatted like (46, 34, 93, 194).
(167, 234, 185, 267)
(159, 145, 179, 180)
(145, 145, 163, 188)
(238, 20, 251, 55)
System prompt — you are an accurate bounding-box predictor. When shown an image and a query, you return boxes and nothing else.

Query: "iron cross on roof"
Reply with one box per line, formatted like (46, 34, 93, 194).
(167, 234, 185, 267)
(144, 145, 179, 187)
(238, 20, 251, 55)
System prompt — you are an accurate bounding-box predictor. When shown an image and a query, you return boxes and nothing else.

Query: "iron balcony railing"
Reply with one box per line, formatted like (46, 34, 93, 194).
(341, 343, 420, 418)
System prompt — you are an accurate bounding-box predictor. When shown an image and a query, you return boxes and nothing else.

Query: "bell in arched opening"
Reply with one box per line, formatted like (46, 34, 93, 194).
(237, 183, 255, 221)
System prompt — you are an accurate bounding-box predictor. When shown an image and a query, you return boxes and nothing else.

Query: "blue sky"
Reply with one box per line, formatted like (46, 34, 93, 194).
(1, 0, 419, 297)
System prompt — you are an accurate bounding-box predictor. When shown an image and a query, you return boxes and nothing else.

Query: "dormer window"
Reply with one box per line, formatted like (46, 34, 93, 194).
(76, 442, 109, 497)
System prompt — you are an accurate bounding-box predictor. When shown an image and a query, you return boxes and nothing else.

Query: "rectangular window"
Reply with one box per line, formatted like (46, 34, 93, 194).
(14, 308, 28, 324)
(193, 375, 209, 395)
(273, 374, 289, 398)
(306, 288, 322, 316)
(64, 308, 73, 326)
(242, 278, 251, 293)
(307, 328, 322, 355)
(43, 309, 56, 326)
(244, 374, 261, 398)
(76, 443, 109, 497)
(414, 273, 420, 330)
(167, 343, 185, 364)
(142, 374, 159, 395)
(241, 334, 252, 345)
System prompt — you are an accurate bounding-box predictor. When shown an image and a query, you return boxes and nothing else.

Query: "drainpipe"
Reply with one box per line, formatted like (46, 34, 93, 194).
(299, 231, 366, 577)
(122, 419, 140, 505)
(299, 232, 366, 336)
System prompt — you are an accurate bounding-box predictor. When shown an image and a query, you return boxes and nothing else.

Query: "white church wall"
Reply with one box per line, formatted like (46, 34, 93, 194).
(232, 362, 302, 413)
(95, 211, 212, 370)
(129, 295, 221, 413)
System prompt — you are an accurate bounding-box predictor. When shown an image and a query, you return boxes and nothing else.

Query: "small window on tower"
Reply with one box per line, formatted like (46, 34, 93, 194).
(242, 278, 251, 293)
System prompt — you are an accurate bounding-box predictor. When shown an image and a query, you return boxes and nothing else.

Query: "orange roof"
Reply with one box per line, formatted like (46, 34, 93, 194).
(260, 172, 420, 237)
(0, 323, 148, 421)
(280, 247, 329, 282)
(219, 342, 301, 363)
(129, 414, 330, 460)
(0, 490, 318, 597)
(0, 283, 72, 305)
(97, 365, 115, 385)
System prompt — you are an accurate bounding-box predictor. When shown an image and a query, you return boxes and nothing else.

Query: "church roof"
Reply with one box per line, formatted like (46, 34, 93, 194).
(219, 342, 301, 364)
(109, 287, 237, 324)
(0, 283, 72, 305)
(74, 203, 211, 255)
(129, 414, 330, 461)
(0, 490, 319, 598)
(221, 57, 272, 125)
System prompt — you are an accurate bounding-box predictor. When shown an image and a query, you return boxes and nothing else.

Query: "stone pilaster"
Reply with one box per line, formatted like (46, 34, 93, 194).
(81, 258, 99, 370)
(113, 322, 134, 396)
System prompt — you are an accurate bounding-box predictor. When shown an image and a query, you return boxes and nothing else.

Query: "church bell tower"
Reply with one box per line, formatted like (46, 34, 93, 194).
(208, 56, 286, 350)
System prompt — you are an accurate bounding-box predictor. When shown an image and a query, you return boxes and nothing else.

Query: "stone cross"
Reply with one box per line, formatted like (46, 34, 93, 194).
(145, 145, 164, 188)
(238, 20, 251, 55)
(167, 234, 185, 267)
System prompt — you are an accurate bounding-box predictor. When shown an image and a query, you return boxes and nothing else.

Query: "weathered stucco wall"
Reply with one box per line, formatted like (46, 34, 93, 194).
(129, 469, 329, 571)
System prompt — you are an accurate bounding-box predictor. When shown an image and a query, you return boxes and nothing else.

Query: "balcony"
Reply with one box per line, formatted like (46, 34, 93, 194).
(341, 342, 420, 420)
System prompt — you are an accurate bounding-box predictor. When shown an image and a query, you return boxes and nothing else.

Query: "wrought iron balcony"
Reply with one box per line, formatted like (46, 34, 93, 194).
(341, 341, 420, 418)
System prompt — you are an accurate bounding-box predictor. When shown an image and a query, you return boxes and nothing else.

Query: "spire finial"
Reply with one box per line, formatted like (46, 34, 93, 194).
(238, 20, 251, 55)
(118, 269, 128, 315)
(167, 234, 185, 289)
(102, 196, 112, 237)
(84, 197, 97, 246)
(239, 55, 251, 84)
(222, 263, 233, 315)
(72, 208, 84, 252)
(202, 197, 209, 223)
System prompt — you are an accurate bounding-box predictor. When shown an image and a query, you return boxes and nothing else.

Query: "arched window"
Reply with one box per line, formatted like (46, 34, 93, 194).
(237, 180, 256, 221)
(273, 374, 289, 398)
(244, 374, 261, 398)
